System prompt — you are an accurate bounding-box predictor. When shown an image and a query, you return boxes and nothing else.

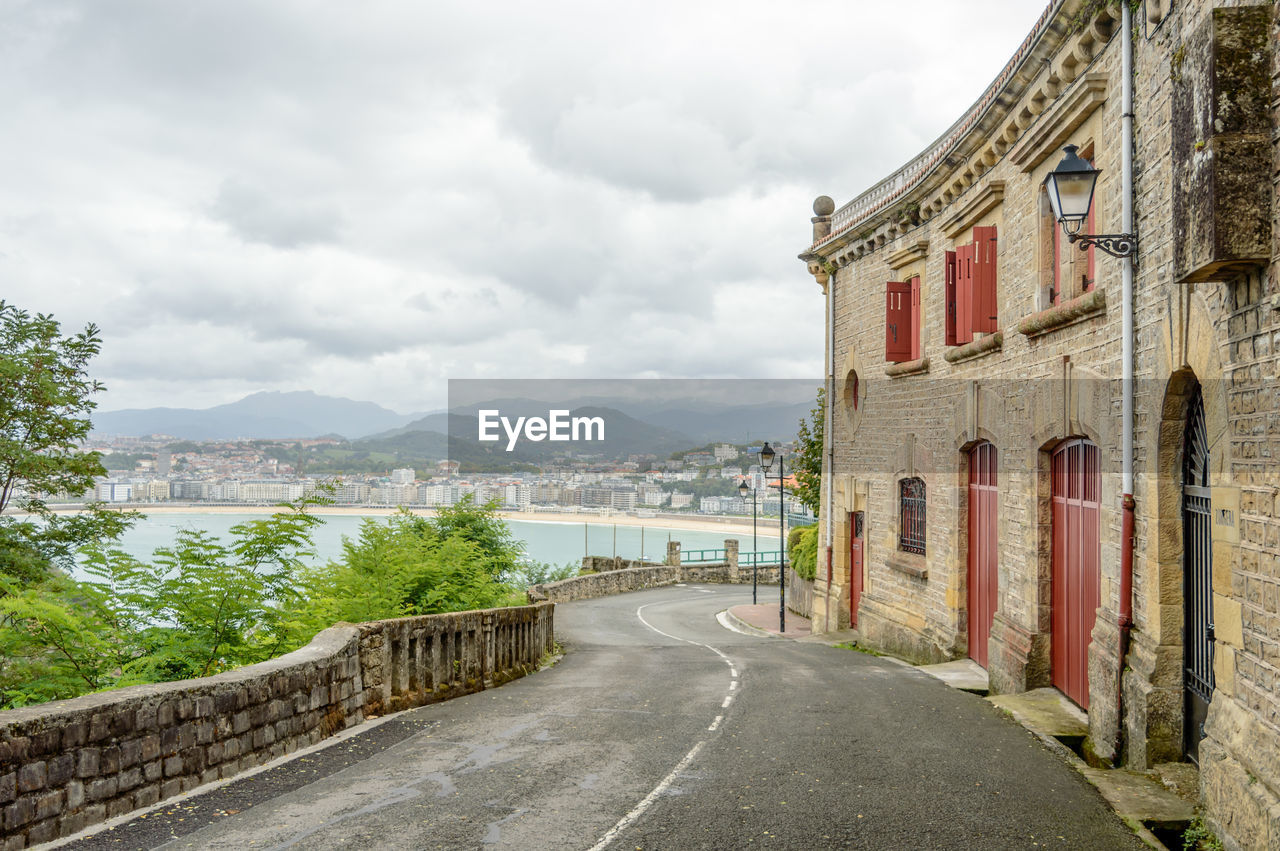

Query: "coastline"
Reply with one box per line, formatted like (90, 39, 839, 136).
(24, 504, 770, 539)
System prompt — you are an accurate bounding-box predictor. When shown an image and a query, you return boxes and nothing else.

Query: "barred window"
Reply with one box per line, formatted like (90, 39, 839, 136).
(899, 477, 926, 554)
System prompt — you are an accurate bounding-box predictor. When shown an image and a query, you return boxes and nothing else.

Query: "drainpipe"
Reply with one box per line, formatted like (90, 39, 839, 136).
(826, 254, 836, 635)
(811, 197, 836, 635)
(1116, 0, 1136, 764)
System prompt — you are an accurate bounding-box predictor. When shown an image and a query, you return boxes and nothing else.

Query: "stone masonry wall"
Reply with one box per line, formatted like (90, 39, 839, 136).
(0, 602, 554, 850)
(528, 563, 781, 604)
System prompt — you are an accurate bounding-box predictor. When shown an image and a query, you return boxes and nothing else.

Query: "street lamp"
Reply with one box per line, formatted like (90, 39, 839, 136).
(738, 478, 758, 604)
(1043, 144, 1136, 258)
(759, 442, 786, 633)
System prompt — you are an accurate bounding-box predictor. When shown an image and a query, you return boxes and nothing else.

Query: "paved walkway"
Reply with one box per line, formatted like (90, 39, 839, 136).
(726, 602, 812, 638)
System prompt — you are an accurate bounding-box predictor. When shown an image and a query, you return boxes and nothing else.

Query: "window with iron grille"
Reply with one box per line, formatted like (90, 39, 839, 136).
(899, 477, 926, 554)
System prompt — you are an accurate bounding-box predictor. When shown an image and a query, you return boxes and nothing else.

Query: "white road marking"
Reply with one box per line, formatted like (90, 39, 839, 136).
(587, 594, 740, 850)
(586, 742, 705, 851)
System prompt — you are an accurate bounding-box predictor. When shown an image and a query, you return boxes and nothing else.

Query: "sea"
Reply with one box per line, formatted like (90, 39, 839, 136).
(99, 512, 780, 573)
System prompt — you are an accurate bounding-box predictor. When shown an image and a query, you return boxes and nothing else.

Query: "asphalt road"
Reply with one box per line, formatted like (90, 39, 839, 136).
(63, 584, 1145, 850)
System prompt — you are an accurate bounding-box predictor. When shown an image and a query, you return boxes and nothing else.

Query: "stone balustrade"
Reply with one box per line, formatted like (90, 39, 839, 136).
(0, 603, 553, 849)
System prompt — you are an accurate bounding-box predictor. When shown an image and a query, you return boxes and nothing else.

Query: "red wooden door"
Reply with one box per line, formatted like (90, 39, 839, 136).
(849, 512, 864, 628)
(1051, 439, 1101, 708)
(967, 443, 998, 668)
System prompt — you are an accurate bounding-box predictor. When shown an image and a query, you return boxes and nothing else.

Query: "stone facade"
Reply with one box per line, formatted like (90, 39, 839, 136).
(0, 603, 554, 849)
(800, 1, 1279, 848)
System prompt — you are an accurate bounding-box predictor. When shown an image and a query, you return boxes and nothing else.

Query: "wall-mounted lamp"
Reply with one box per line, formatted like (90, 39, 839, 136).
(1044, 145, 1136, 259)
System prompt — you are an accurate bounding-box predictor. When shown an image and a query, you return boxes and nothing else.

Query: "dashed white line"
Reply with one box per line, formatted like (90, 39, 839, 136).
(587, 595, 739, 850)
(586, 742, 705, 851)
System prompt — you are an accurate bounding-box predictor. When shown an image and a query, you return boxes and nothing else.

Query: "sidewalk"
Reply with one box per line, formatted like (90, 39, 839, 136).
(725, 603, 813, 639)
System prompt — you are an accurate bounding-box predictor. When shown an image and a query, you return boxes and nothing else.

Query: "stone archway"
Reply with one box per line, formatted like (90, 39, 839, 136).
(1124, 289, 1232, 768)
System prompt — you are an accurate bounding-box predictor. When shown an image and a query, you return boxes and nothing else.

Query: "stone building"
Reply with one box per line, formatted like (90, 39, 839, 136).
(799, 0, 1278, 845)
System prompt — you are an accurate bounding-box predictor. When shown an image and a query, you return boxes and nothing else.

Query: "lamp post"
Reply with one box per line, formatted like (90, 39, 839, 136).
(759, 442, 786, 633)
(1043, 144, 1136, 258)
(738, 479, 758, 604)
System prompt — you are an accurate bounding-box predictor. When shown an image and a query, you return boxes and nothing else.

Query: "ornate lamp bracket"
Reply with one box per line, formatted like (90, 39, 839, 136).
(1066, 231, 1137, 261)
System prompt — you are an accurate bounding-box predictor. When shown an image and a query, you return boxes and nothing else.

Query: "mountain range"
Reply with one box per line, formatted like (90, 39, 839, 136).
(92, 390, 819, 463)
(91, 391, 429, 441)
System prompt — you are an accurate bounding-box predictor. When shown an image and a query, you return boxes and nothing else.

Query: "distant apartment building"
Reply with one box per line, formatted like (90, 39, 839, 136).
(389, 468, 416, 485)
(503, 484, 531, 509)
(94, 481, 132, 503)
(713, 444, 738, 463)
(720, 466, 742, 479)
(684, 452, 715, 466)
(669, 493, 693, 510)
(239, 481, 306, 503)
(333, 483, 371, 504)
(419, 484, 458, 507)
(372, 484, 416, 505)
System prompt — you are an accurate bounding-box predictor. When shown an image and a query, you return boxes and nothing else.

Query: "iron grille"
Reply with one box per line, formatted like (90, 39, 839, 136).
(899, 478, 926, 555)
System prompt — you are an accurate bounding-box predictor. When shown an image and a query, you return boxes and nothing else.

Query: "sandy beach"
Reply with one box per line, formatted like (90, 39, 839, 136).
(33, 503, 768, 539)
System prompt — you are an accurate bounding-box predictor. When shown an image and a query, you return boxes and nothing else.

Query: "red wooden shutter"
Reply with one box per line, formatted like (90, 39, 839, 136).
(909, 276, 921, 360)
(945, 251, 958, 346)
(954, 244, 974, 346)
(972, 225, 998, 333)
(885, 281, 912, 362)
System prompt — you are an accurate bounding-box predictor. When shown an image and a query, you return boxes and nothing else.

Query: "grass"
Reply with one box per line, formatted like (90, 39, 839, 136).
(834, 641, 884, 657)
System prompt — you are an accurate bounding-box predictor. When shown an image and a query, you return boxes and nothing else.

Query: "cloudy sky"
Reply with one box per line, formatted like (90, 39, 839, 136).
(2, 0, 1049, 414)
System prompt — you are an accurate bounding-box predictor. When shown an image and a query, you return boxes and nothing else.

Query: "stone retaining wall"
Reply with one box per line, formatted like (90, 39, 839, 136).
(786, 568, 814, 619)
(528, 564, 781, 604)
(0, 603, 553, 850)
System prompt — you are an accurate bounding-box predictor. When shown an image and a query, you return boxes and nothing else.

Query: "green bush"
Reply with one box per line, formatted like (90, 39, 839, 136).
(789, 524, 819, 581)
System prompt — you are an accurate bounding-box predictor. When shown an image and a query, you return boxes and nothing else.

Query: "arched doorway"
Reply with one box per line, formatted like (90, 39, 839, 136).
(1051, 438, 1101, 708)
(967, 442, 998, 668)
(848, 511, 864, 628)
(1182, 384, 1214, 762)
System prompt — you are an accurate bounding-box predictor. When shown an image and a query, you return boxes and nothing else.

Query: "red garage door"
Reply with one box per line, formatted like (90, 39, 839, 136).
(968, 442, 998, 668)
(1051, 439, 1101, 708)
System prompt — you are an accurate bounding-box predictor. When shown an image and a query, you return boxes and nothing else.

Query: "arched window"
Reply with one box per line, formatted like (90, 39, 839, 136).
(899, 477, 926, 554)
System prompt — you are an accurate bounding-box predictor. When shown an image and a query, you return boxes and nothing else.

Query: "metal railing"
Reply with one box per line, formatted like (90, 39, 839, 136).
(680, 548, 727, 564)
(739, 550, 785, 566)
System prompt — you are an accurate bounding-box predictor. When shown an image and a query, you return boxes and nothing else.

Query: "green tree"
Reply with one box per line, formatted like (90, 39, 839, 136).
(0, 301, 135, 585)
(793, 386, 824, 515)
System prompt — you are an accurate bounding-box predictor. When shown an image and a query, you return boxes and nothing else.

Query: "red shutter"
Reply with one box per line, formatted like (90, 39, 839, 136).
(885, 281, 912, 362)
(909, 276, 921, 360)
(972, 225, 998, 333)
(945, 250, 958, 346)
(954, 244, 974, 346)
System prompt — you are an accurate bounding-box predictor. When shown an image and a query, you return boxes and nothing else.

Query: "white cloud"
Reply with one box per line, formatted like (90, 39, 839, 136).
(0, 0, 1051, 413)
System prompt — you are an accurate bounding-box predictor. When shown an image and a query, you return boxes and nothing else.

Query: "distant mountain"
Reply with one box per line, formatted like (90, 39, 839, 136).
(92, 391, 425, 440)
(639, 401, 816, 444)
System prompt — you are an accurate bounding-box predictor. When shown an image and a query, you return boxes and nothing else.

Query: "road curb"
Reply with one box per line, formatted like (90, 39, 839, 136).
(718, 608, 776, 638)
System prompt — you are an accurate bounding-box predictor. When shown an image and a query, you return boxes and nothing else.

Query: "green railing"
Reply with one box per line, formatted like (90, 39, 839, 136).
(677, 549, 787, 565)
(680, 548, 727, 563)
(739, 550, 784, 566)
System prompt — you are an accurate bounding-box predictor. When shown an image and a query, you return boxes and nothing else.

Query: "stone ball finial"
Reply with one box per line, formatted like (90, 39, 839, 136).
(813, 196, 836, 217)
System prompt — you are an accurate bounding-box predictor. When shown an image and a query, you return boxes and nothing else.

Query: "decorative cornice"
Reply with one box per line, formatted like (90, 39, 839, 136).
(803, 2, 1118, 263)
(942, 181, 1005, 240)
(1010, 72, 1109, 171)
(1016, 288, 1107, 338)
(885, 357, 930, 378)
(885, 240, 931, 271)
(943, 331, 1004, 364)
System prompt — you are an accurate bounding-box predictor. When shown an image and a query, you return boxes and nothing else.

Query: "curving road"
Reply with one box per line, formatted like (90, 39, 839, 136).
(63, 585, 1144, 850)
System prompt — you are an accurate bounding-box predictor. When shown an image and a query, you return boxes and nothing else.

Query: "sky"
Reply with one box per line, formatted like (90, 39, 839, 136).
(2, 0, 1051, 415)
